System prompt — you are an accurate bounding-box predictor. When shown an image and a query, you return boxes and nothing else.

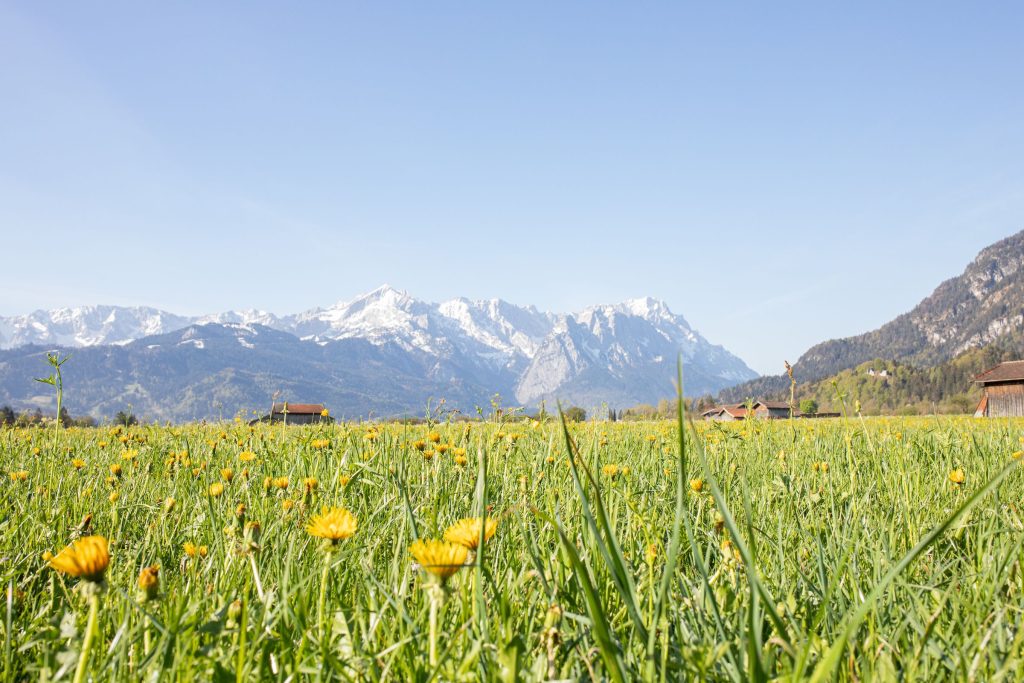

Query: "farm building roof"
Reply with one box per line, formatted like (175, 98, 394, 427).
(972, 361, 1024, 384)
(752, 400, 790, 410)
(721, 405, 748, 418)
(271, 402, 326, 414)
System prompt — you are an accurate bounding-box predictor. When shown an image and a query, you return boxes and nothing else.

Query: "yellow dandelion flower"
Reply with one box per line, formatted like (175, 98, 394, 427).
(71, 458, 86, 470)
(444, 517, 498, 550)
(221, 468, 234, 482)
(454, 455, 468, 467)
(689, 478, 704, 493)
(239, 451, 256, 462)
(602, 464, 619, 477)
(209, 482, 225, 497)
(427, 432, 441, 443)
(306, 507, 358, 543)
(48, 536, 110, 583)
(409, 539, 467, 581)
(949, 469, 965, 486)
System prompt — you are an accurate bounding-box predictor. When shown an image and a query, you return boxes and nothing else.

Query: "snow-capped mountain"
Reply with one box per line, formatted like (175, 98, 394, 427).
(0, 305, 193, 349)
(515, 298, 756, 406)
(0, 287, 757, 418)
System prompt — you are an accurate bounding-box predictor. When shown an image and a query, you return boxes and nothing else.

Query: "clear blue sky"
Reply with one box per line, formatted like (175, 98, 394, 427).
(2, 2, 1022, 374)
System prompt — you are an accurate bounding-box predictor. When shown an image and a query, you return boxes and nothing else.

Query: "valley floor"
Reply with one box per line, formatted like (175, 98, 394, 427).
(3, 415, 1024, 680)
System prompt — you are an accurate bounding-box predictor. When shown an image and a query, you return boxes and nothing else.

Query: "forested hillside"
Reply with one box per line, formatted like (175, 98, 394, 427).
(783, 330, 1024, 415)
(721, 229, 1024, 403)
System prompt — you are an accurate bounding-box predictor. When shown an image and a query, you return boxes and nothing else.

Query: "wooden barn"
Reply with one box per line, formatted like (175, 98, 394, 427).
(973, 361, 1024, 417)
(751, 400, 793, 419)
(252, 402, 332, 425)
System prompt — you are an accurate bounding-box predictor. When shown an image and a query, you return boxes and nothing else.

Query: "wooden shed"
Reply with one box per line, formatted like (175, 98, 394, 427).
(972, 361, 1024, 417)
(701, 404, 748, 421)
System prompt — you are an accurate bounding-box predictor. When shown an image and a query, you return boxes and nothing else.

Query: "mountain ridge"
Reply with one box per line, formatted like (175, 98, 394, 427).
(0, 288, 757, 420)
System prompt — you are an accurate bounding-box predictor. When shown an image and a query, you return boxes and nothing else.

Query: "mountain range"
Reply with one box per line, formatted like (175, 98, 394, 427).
(0, 286, 757, 421)
(720, 229, 1024, 404)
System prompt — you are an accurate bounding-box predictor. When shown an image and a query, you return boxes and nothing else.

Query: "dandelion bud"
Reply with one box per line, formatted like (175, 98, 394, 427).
(227, 599, 243, 628)
(645, 543, 658, 565)
(137, 565, 159, 602)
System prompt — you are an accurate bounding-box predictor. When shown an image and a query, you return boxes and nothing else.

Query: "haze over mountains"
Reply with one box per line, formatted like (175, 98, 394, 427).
(0, 286, 757, 421)
(720, 229, 1024, 403)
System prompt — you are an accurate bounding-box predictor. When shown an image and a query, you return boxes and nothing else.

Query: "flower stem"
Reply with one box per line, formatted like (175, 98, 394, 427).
(318, 553, 332, 640)
(73, 592, 100, 683)
(428, 584, 441, 668)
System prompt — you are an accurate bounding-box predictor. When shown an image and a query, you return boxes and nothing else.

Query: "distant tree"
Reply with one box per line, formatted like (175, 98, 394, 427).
(945, 394, 973, 415)
(0, 405, 14, 426)
(73, 415, 98, 428)
(58, 406, 73, 428)
(563, 406, 586, 422)
(115, 410, 138, 427)
(656, 398, 672, 417)
(694, 395, 716, 412)
(16, 408, 44, 428)
(799, 399, 819, 416)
